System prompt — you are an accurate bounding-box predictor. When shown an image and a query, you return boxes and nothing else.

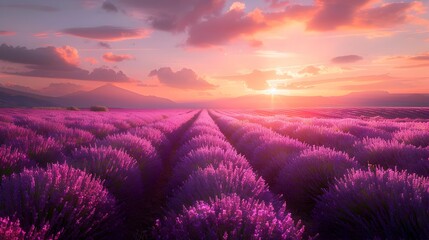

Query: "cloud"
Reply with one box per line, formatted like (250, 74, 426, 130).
(409, 53, 429, 61)
(0, 44, 78, 70)
(1, 3, 59, 12)
(307, 0, 423, 31)
(11, 66, 131, 82)
(0, 31, 15, 36)
(186, 3, 315, 47)
(0, 44, 132, 82)
(103, 52, 134, 62)
(149, 67, 216, 90)
(62, 26, 150, 41)
(219, 69, 291, 90)
(85, 57, 98, 65)
(356, 2, 424, 29)
(331, 55, 363, 64)
(102, 1, 118, 12)
(115, 0, 226, 32)
(98, 42, 111, 49)
(299, 65, 321, 75)
(33, 32, 49, 38)
(391, 53, 429, 68)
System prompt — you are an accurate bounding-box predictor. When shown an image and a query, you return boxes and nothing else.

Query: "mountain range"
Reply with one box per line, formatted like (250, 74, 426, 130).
(1, 84, 429, 109)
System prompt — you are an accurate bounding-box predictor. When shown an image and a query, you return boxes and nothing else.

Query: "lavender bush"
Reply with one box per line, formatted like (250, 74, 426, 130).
(354, 138, 429, 176)
(169, 146, 251, 191)
(276, 147, 358, 217)
(5, 135, 66, 166)
(313, 168, 429, 239)
(154, 194, 304, 240)
(0, 146, 33, 177)
(0, 164, 121, 239)
(167, 164, 274, 211)
(70, 146, 142, 197)
(101, 133, 162, 187)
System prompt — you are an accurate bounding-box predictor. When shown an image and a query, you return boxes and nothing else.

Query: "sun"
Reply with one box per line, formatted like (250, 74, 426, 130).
(267, 87, 278, 95)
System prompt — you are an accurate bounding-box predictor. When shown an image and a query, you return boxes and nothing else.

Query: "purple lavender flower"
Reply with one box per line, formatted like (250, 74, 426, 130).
(0, 164, 121, 239)
(169, 146, 251, 191)
(0, 217, 58, 240)
(155, 194, 304, 240)
(70, 145, 142, 198)
(313, 168, 429, 239)
(276, 147, 358, 217)
(5, 135, 66, 166)
(176, 135, 232, 160)
(101, 133, 162, 187)
(394, 129, 429, 148)
(167, 164, 274, 211)
(354, 138, 429, 176)
(0, 146, 34, 176)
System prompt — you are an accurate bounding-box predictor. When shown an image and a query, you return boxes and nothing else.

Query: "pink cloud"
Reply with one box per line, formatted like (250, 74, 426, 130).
(307, 0, 423, 31)
(103, 52, 134, 62)
(33, 32, 49, 38)
(409, 53, 429, 61)
(62, 26, 150, 41)
(0, 44, 132, 82)
(187, 3, 315, 47)
(149, 67, 216, 90)
(219, 69, 291, 90)
(307, 0, 373, 31)
(299, 65, 321, 75)
(0, 31, 16, 36)
(85, 57, 98, 65)
(356, 2, 424, 28)
(115, 0, 226, 32)
(331, 55, 363, 64)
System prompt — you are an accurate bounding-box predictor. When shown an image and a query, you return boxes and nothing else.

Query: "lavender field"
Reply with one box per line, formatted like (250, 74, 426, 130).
(0, 108, 429, 239)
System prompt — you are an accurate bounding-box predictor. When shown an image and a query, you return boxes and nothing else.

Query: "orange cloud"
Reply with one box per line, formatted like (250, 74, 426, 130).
(55, 46, 80, 66)
(103, 52, 134, 62)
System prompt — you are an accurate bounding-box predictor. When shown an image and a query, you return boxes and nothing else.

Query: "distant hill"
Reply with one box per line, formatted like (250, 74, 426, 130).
(56, 84, 176, 109)
(0, 86, 56, 107)
(1, 84, 429, 108)
(0, 84, 176, 109)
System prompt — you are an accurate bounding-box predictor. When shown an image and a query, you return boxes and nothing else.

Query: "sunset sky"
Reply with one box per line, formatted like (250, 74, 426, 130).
(0, 0, 428, 102)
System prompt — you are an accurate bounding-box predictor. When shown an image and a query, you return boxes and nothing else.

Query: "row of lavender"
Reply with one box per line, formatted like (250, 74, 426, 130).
(0, 109, 198, 239)
(153, 110, 304, 239)
(211, 110, 429, 239)
(223, 111, 429, 176)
